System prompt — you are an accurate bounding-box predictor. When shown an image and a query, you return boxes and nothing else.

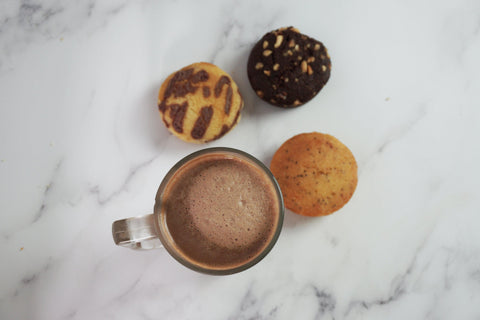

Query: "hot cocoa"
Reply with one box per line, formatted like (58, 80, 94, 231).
(161, 154, 280, 270)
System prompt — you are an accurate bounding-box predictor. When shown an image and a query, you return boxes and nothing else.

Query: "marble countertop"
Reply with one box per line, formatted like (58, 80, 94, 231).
(1, 0, 480, 319)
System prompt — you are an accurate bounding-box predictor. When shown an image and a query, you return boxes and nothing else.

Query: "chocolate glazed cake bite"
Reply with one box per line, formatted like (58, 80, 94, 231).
(158, 62, 244, 143)
(247, 27, 331, 108)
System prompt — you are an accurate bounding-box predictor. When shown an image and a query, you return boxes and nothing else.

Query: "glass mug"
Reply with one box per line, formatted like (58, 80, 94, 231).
(112, 148, 284, 275)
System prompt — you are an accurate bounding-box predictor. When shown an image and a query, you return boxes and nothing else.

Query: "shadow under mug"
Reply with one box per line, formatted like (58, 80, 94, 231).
(112, 147, 284, 275)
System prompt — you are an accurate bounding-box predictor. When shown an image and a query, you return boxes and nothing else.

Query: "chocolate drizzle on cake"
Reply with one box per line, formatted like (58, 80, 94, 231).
(191, 106, 213, 139)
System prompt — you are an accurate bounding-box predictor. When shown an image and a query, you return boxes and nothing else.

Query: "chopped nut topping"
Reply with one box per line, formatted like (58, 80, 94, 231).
(301, 60, 308, 73)
(307, 57, 315, 63)
(263, 50, 272, 56)
(263, 41, 269, 49)
(255, 62, 264, 69)
(288, 39, 295, 47)
(273, 63, 280, 71)
(264, 70, 271, 76)
(314, 43, 321, 51)
(277, 91, 287, 100)
(274, 35, 284, 48)
(321, 65, 327, 72)
(307, 65, 313, 75)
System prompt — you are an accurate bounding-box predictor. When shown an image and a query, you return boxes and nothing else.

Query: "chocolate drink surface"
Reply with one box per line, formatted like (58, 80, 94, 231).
(161, 154, 280, 270)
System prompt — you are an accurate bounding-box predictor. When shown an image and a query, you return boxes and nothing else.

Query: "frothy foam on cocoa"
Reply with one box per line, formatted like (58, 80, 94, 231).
(162, 154, 279, 269)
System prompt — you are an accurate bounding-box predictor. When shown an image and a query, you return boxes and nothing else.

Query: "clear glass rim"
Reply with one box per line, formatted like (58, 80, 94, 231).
(153, 147, 285, 275)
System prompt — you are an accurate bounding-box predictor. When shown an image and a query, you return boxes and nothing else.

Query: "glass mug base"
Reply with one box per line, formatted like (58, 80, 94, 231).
(112, 148, 284, 275)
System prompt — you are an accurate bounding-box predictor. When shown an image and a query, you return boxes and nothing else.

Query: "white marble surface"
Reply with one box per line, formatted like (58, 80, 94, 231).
(1, 0, 480, 319)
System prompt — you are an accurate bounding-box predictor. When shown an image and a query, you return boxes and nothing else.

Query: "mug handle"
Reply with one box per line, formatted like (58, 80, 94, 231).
(112, 214, 163, 250)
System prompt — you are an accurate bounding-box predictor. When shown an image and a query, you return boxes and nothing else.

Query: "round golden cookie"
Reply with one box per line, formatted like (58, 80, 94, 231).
(270, 132, 357, 216)
(158, 62, 244, 143)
